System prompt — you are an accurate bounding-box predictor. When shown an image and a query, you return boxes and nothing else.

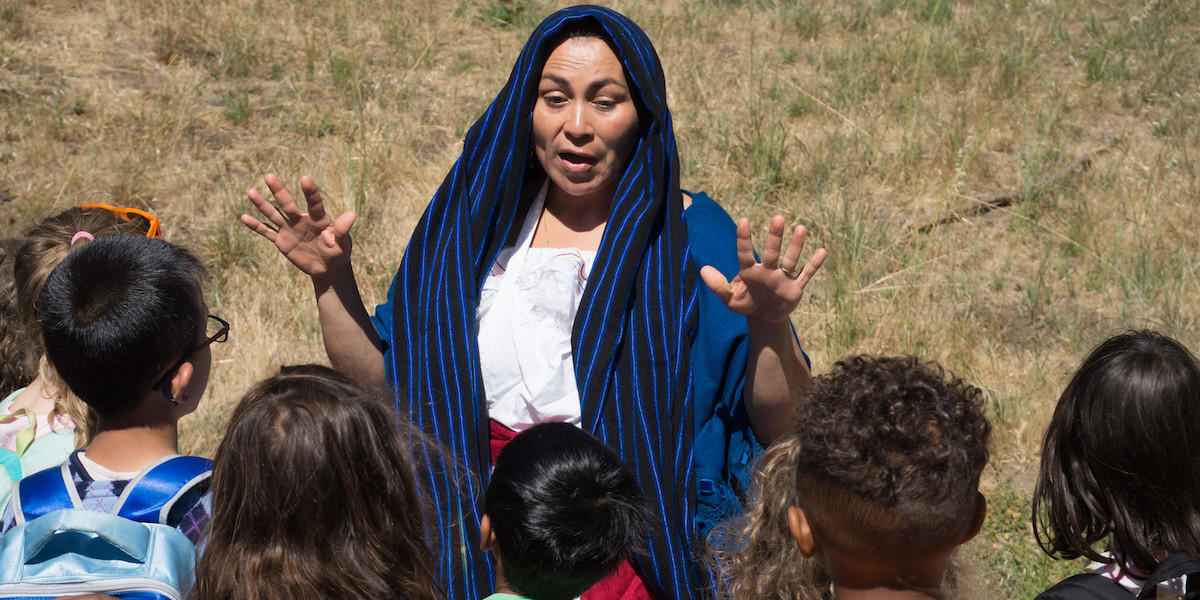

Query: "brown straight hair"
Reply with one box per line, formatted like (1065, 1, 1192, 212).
(189, 365, 439, 600)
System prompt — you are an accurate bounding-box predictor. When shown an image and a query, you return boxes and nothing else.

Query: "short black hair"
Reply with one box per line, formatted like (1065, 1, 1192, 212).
(1033, 331, 1200, 575)
(38, 235, 207, 418)
(485, 422, 645, 600)
(794, 355, 991, 553)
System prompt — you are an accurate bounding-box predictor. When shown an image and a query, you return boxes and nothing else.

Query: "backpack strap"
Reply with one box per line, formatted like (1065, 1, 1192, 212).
(11, 463, 79, 526)
(112, 454, 212, 524)
(1136, 553, 1200, 599)
(1037, 573, 1134, 600)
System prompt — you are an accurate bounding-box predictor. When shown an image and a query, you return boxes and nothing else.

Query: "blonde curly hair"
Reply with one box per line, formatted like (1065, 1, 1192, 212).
(717, 434, 832, 600)
(0, 238, 39, 397)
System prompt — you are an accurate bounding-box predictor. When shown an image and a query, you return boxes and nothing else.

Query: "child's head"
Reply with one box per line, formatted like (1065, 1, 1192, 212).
(8, 205, 160, 439)
(1033, 330, 1200, 575)
(38, 234, 210, 422)
(786, 356, 990, 595)
(482, 422, 645, 600)
(15, 205, 160, 357)
(193, 364, 439, 600)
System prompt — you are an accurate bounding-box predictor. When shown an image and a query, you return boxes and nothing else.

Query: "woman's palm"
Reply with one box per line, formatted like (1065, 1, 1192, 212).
(700, 215, 826, 323)
(241, 174, 356, 279)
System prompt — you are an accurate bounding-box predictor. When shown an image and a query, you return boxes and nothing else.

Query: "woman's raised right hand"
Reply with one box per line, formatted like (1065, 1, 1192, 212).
(242, 174, 357, 280)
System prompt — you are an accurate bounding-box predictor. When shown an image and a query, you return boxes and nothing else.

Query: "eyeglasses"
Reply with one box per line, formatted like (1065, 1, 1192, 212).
(76, 203, 163, 238)
(152, 315, 229, 392)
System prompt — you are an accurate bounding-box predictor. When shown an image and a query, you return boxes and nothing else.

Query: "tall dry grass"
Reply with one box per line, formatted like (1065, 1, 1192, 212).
(2, 0, 1197, 595)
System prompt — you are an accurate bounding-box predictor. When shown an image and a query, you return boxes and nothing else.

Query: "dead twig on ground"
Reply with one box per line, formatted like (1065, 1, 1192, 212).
(914, 137, 1111, 232)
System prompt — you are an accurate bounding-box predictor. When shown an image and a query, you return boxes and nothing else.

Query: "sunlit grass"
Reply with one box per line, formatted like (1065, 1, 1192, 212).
(2, 0, 1197, 595)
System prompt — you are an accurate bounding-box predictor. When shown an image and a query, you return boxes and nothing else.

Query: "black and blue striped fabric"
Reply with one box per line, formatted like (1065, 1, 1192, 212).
(386, 5, 704, 599)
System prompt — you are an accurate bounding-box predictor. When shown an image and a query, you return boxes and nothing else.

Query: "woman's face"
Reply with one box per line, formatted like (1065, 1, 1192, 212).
(532, 36, 639, 204)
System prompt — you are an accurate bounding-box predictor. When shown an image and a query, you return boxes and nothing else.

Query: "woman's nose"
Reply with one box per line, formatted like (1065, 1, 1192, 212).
(563, 103, 593, 140)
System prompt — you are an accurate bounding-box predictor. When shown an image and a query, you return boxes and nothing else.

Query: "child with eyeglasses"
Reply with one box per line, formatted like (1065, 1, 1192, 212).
(0, 235, 225, 549)
(0, 204, 164, 509)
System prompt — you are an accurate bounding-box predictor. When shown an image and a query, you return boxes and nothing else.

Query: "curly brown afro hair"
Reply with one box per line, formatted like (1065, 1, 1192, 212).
(794, 355, 991, 554)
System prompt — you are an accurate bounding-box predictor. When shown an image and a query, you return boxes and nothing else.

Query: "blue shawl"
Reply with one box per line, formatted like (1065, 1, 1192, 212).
(388, 6, 703, 598)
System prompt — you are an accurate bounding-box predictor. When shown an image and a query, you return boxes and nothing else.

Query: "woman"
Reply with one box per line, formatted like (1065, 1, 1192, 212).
(242, 6, 825, 599)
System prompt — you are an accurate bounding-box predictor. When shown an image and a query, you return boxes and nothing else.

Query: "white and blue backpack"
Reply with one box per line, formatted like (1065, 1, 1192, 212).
(0, 455, 212, 600)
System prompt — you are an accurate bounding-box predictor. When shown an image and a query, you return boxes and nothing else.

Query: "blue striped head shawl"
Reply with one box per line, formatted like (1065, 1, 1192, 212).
(388, 5, 705, 598)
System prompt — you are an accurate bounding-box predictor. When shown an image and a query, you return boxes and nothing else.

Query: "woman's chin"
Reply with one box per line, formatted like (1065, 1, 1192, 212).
(548, 174, 612, 201)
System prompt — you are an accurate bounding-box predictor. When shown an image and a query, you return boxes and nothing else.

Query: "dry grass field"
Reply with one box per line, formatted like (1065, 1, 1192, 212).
(2, 0, 1197, 596)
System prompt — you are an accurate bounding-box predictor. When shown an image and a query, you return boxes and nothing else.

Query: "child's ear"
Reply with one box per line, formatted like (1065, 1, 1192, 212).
(960, 491, 987, 544)
(480, 514, 497, 551)
(168, 362, 194, 404)
(787, 506, 818, 558)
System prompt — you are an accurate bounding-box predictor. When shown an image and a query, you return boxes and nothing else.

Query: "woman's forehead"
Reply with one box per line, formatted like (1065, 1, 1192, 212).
(540, 37, 629, 88)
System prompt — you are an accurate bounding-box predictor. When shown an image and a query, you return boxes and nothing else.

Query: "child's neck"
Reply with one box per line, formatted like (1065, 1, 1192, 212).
(491, 559, 519, 596)
(9, 376, 55, 414)
(835, 585, 946, 600)
(835, 576, 945, 600)
(84, 420, 180, 473)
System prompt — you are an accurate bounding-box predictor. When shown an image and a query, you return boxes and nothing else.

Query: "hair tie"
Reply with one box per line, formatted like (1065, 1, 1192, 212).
(70, 231, 95, 246)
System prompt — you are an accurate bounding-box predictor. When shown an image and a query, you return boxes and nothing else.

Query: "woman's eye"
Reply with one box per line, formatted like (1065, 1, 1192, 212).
(543, 94, 568, 106)
(594, 99, 616, 109)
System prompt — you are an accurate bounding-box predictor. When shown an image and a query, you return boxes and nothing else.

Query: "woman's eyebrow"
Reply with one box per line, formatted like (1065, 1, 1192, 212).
(540, 73, 628, 92)
(540, 73, 571, 87)
(587, 78, 627, 92)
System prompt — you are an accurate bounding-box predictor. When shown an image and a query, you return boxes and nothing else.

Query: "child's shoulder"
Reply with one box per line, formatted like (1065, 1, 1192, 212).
(1034, 573, 1132, 600)
(68, 451, 211, 542)
(1037, 553, 1200, 599)
(160, 455, 213, 544)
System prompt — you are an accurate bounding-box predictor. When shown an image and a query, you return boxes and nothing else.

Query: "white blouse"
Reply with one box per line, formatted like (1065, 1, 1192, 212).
(476, 185, 593, 430)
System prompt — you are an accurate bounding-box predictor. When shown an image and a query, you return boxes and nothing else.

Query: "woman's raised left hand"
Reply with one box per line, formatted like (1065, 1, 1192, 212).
(699, 215, 827, 323)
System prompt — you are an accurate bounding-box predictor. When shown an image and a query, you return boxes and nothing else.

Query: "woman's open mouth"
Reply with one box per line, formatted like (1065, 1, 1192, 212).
(558, 151, 597, 172)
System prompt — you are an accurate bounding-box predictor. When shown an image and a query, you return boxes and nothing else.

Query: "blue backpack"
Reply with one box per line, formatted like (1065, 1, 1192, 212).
(0, 455, 212, 600)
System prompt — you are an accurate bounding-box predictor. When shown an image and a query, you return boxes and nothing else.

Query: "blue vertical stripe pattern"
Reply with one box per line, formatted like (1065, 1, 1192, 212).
(388, 6, 703, 600)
